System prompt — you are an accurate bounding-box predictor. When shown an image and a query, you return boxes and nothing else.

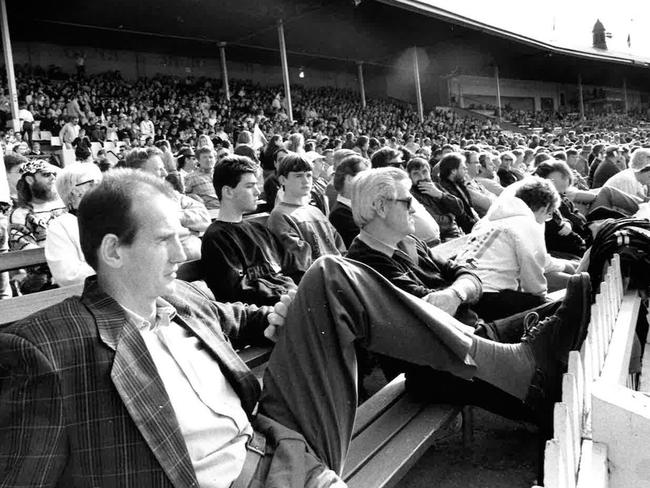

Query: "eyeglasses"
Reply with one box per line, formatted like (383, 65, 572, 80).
(390, 196, 413, 211)
(75, 179, 97, 187)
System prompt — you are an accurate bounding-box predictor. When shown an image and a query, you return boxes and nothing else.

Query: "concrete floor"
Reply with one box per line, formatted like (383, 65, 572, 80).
(397, 407, 540, 488)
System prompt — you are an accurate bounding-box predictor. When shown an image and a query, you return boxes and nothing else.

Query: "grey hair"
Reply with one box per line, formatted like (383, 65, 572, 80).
(55, 163, 102, 207)
(630, 148, 650, 171)
(351, 167, 410, 228)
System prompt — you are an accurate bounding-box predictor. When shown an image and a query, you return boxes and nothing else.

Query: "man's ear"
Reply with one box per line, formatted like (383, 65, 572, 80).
(278, 175, 287, 187)
(24, 174, 35, 186)
(221, 185, 234, 201)
(98, 234, 124, 270)
(372, 197, 388, 218)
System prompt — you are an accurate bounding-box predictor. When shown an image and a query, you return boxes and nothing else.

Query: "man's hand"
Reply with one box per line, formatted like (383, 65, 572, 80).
(424, 288, 462, 316)
(418, 181, 443, 199)
(557, 220, 572, 236)
(264, 289, 297, 342)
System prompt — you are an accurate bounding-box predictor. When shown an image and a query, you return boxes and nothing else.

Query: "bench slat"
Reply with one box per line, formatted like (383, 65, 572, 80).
(0, 247, 47, 272)
(353, 374, 407, 436)
(0, 283, 84, 327)
(345, 403, 460, 488)
(237, 346, 272, 369)
(345, 395, 426, 478)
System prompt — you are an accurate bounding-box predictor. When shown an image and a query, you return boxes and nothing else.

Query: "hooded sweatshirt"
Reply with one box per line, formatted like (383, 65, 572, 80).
(454, 195, 550, 296)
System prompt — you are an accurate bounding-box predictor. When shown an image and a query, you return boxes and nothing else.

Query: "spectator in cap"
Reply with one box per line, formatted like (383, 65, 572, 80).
(602, 147, 650, 200)
(45, 163, 102, 286)
(592, 146, 622, 189)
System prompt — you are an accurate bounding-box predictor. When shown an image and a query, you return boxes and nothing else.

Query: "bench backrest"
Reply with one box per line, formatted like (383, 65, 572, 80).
(0, 247, 47, 273)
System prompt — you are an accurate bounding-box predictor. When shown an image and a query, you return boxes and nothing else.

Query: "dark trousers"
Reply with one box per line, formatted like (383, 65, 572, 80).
(474, 290, 546, 322)
(259, 256, 533, 474)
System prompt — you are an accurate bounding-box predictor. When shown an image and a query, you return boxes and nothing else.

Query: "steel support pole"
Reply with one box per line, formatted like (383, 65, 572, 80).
(623, 78, 628, 114)
(0, 0, 19, 131)
(218, 42, 230, 102)
(495, 65, 502, 121)
(413, 47, 424, 123)
(578, 74, 585, 120)
(277, 20, 293, 123)
(357, 61, 366, 109)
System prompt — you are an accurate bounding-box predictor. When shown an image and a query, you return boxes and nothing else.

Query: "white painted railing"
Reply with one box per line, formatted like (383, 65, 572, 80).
(534, 254, 648, 488)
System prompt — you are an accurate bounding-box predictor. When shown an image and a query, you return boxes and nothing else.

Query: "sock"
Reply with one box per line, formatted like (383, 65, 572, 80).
(470, 335, 535, 400)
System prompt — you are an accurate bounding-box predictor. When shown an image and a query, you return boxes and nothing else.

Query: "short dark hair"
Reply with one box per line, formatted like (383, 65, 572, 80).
(212, 155, 259, 199)
(333, 155, 368, 192)
(439, 153, 464, 181)
(514, 177, 560, 213)
(370, 147, 401, 168)
(277, 153, 311, 177)
(233, 144, 259, 163)
(124, 147, 162, 170)
(405, 157, 429, 174)
(533, 160, 573, 184)
(78, 169, 174, 270)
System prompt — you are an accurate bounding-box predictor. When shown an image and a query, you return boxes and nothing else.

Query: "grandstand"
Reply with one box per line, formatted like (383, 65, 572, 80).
(1, 1, 650, 488)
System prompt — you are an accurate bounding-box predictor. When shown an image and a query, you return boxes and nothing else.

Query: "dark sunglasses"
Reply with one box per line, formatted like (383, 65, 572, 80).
(391, 196, 413, 211)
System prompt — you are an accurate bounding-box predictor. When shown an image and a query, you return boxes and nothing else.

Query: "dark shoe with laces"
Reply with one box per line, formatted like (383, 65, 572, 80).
(521, 272, 592, 426)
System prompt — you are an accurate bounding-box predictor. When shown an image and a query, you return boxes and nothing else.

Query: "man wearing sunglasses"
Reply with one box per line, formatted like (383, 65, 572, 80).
(9, 160, 66, 293)
(346, 167, 481, 324)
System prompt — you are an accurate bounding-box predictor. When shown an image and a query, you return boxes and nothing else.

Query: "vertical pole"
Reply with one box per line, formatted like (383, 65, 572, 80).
(622, 78, 628, 114)
(413, 47, 424, 123)
(218, 42, 230, 102)
(277, 20, 293, 123)
(578, 74, 585, 121)
(0, 0, 19, 131)
(357, 61, 366, 109)
(495, 65, 502, 121)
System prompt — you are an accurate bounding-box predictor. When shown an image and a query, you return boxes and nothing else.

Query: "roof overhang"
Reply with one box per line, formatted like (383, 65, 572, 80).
(377, 0, 650, 68)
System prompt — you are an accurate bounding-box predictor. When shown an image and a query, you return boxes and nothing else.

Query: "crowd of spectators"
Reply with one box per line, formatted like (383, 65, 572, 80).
(1, 63, 650, 487)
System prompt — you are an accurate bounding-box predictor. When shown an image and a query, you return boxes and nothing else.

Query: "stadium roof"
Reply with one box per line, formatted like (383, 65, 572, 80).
(7, 0, 650, 88)
(379, 0, 650, 67)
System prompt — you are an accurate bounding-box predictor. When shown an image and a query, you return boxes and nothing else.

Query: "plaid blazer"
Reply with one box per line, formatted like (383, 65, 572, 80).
(0, 277, 268, 488)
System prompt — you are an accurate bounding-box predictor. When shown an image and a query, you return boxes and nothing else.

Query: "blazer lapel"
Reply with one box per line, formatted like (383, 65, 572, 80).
(81, 278, 199, 488)
(171, 310, 261, 416)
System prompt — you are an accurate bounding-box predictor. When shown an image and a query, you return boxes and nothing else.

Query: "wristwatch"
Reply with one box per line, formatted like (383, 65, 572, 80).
(450, 286, 467, 303)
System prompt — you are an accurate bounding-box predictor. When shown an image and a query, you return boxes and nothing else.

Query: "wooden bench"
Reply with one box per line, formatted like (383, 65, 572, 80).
(344, 376, 463, 488)
(0, 247, 47, 273)
(534, 254, 647, 488)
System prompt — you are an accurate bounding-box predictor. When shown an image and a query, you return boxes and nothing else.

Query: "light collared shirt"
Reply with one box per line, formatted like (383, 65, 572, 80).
(122, 299, 252, 488)
(336, 195, 351, 207)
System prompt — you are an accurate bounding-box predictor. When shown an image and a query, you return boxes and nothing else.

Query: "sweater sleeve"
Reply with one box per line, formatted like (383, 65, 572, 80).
(267, 210, 313, 279)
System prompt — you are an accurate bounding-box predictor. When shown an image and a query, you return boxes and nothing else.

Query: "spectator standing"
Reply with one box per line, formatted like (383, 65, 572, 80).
(18, 104, 35, 146)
